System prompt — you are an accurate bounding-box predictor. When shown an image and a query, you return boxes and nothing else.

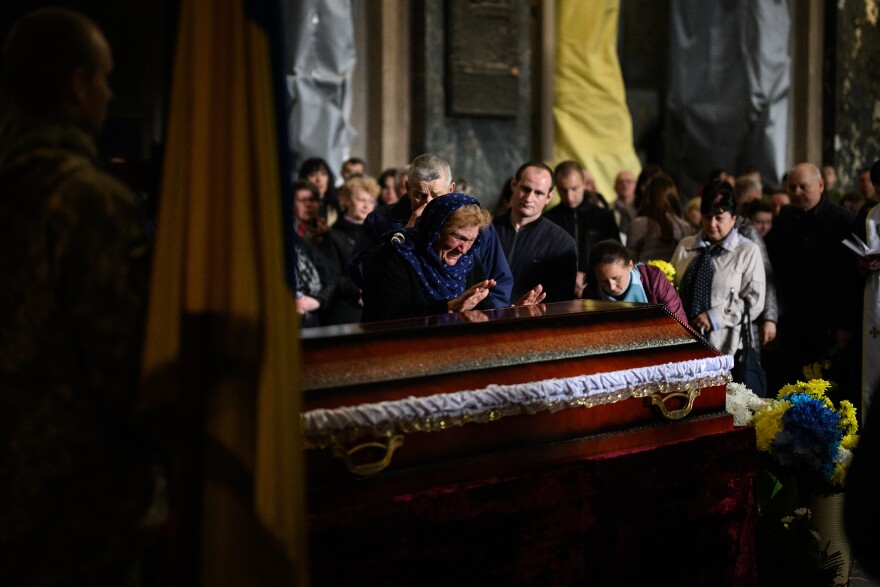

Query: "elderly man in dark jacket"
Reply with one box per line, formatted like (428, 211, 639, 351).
(765, 162, 859, 393)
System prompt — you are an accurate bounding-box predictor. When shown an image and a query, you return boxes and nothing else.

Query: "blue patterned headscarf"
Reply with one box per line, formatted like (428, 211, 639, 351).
(392, 193, 481, 302)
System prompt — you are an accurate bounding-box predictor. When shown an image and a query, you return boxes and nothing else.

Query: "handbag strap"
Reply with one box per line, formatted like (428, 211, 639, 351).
(740, 299, 753, 348)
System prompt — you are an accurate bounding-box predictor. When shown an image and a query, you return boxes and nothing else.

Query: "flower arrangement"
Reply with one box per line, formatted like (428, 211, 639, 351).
(646, 259, 675, 285)
(728, 379, 858, 586)
(751, 379, 858, 494)
(727, 379, 858, 492)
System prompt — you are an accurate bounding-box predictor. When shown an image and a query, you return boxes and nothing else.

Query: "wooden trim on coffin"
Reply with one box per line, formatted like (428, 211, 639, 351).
(307, 410, 735, 513)
(306, 384, 727, 488)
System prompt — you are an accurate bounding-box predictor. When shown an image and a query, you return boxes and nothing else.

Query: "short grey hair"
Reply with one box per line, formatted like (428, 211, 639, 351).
(409, 154, 452, 187)
(734, 175, 761, 196)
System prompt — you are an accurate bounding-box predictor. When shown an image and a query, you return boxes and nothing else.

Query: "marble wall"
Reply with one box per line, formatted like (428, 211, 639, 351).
(829, 0, 880, 188)
(412, 0, 533, 211)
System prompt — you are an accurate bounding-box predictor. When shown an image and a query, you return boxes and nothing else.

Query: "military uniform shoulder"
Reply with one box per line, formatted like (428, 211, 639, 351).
(0, 123, 96, 164)
(0, 124, 135, 201)
(1, 128, 143, 240)
(57, 163, 140, 210)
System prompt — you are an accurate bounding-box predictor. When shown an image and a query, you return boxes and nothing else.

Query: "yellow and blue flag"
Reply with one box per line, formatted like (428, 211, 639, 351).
(554, 0, 642, 201)
(140, 0, 305, 583)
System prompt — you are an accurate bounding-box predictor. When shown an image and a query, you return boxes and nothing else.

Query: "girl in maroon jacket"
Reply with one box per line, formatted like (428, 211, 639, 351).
(583, 239, 688, 324)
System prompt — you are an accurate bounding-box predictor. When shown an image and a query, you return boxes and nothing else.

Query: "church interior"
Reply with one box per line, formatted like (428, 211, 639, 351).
(3, 1, 880, 585)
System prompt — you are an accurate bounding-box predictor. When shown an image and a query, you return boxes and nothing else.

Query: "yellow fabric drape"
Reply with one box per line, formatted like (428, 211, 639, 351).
(140, 0, 305, 584)
(554, 0, 641, 202)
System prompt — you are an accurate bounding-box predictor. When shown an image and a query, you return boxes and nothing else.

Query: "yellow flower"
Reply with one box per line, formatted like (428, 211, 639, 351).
(753, 401, 791, 451)
(647, 260, 675, 284)
(830, 463, 848, 487)
(838, 400, 859, 436)
(803, 378, 832, 398)
(841, 433, 859, 452)
(777, 379, 832, 404)
(776, 382, 803, 398)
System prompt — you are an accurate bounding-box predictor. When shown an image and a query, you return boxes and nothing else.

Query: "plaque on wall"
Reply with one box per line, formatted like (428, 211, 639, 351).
(446, 0, 520, 118)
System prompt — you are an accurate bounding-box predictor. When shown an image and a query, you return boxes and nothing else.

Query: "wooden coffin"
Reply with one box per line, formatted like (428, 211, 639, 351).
(300, 300, 733, 507)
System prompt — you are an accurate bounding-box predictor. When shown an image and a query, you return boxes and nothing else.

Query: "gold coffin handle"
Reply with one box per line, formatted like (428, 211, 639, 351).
(649, 386, 701, 420)
(331, 434, 404, 476)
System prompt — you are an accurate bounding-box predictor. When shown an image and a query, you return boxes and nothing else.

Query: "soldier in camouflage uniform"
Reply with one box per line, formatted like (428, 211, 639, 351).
(0, 8, 156, 585)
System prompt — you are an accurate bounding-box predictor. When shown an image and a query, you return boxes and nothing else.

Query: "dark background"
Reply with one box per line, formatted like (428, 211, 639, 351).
(1, 0, 177, 164)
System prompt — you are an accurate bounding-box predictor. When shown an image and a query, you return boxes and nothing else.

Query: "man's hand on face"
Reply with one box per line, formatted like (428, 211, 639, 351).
(405, 178, 455, 228)
(406, 200, 429, 228)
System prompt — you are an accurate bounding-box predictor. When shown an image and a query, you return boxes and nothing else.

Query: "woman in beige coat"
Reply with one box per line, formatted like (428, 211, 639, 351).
(671, 181, 765, 355)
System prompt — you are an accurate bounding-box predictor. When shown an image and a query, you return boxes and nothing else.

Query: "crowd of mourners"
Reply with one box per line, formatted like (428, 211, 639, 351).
(293, 152, 880, 417)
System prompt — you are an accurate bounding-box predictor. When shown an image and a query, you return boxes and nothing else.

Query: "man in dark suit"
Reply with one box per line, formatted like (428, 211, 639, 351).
(765, 162, 859, 394)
